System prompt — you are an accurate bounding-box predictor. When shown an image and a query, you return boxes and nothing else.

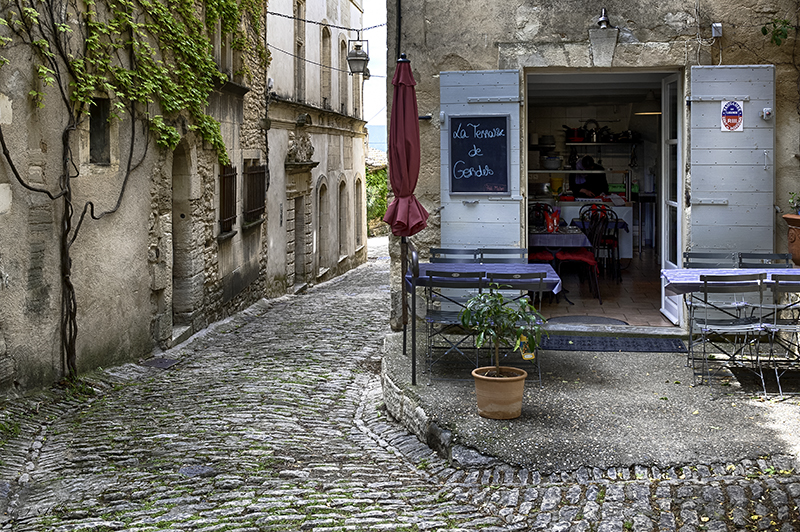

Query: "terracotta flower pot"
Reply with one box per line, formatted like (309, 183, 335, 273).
(782, 214, 800, 266)
(471, 366, 528, 419)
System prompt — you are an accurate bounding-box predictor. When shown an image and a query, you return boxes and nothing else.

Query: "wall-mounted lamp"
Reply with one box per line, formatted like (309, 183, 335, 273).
(346, 39, 370, 75)
(597, 8, 610, 29)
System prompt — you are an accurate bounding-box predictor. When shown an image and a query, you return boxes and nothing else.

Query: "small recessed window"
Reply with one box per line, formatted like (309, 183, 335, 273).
(90, 98, 110, 165)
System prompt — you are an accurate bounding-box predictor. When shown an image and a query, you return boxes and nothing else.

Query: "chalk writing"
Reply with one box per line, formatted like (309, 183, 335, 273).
(449, 115, 508, 193)
(453, 160, 495, 180)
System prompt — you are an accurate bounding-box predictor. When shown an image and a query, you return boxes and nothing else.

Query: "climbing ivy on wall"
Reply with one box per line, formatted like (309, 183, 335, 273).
(0, 0, 267, 162)
(0, 0, 268, 379)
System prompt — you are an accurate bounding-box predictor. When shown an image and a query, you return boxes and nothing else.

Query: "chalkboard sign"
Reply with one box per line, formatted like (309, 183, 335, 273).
(449, 115, 509, 194)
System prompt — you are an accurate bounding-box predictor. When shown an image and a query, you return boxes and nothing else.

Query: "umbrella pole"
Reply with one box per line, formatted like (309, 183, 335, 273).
(401, 237, 414, 384)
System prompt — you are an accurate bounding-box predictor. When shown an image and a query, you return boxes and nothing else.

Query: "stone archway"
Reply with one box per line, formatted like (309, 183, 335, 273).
(171, 141, 203, 340)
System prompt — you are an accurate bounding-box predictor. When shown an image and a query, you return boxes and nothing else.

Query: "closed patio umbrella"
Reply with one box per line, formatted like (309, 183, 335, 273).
(383, 54, 429, 384)
(384, 54, 428, 237)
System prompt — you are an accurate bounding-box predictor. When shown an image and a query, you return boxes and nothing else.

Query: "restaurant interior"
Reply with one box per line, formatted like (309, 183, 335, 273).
(525, 72, 675, 327)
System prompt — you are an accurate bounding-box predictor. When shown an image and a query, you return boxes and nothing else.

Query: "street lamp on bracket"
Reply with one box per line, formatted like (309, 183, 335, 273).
(346, 39, 369, 75)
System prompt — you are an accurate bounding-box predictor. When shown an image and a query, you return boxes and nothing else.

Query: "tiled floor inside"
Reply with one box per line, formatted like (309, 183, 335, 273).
(539, 247, 677, 328)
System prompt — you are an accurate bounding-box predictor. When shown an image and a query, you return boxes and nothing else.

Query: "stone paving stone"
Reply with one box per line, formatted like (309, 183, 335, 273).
(0, 251, 799, 531)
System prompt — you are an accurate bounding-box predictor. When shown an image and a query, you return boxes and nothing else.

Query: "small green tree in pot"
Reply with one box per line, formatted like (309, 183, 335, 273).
(459, 284, 546, 419)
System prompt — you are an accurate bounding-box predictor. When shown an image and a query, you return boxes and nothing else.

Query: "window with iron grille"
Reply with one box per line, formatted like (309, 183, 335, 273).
(219, 164, 237, 233)
(244, 163, 267, 223)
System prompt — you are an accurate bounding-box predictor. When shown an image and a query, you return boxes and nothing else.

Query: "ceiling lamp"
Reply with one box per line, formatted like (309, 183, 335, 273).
(633, 91, 662, 116)
(346, 39, 370, 75)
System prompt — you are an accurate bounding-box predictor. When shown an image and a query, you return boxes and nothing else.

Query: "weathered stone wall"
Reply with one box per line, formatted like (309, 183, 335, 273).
(385, 0, 800, 329)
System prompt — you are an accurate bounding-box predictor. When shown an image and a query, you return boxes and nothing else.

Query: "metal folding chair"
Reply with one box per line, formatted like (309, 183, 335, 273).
(429, 247, 480, 263)
(762, 274, 800, 396)
(690, 273, 766, 389)
(682, 251, 737, 269)
(737, 252, 793, 269)
(682, 251, 739, 369)
(479, 248, 529, 263)
(423, 269, 485, 378)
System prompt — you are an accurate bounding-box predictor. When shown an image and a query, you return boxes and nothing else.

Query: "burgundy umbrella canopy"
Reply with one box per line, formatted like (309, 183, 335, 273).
(383, 55, 429, 237)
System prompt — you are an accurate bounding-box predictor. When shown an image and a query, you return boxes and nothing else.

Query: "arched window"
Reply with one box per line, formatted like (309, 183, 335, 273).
(321, 27, 332, 109)
(338, 180, 348, 256)
(353, 73, 361, 119)
(354, 177, 364, 247)
(339, 40, 348, 114)
(294, 1, 306, 102)
(318, 182, 329, 271)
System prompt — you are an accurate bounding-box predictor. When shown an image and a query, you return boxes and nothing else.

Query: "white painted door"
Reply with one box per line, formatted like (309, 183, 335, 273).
(660, 74, 682, 324)
(688, 65, 775, 252)
(439, 70, 523, 248)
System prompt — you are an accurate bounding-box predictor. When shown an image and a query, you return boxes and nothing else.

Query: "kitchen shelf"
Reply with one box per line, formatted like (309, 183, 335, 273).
(528, 170, 630, 174)
(566, 142, 636, 146)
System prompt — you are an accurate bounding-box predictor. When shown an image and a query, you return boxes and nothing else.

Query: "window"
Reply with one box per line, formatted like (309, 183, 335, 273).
(355, 178, 363, 247)
(353, 74, 361, 118)
(294, 1, 306, 101)
(339, 41, 348, 114)
(243, 162, 267, 223)
(338, 180, 347, 256)
(321, 27, 332, 109)
(90, 98, 110, 164)
(219, 164, 237, 233)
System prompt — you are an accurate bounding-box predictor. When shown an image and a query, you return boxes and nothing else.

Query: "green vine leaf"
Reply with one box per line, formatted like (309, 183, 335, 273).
(762, 18, 793, 46)
(3, 0, 268, 162)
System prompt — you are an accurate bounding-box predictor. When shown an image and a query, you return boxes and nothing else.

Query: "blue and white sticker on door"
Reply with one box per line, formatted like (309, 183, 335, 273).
(721, 101, 744, 132)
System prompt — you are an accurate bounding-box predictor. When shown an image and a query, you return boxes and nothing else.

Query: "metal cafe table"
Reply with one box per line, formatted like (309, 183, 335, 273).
(405, 262, 562, 385)
(661, 268, 800, 297)
(662, 267, 800, 390)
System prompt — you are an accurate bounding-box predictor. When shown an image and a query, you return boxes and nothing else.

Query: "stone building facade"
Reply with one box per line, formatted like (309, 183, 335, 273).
(266, 0, 368, 290)
(0, 0, 366, 392)
(386, 0, 800, 328)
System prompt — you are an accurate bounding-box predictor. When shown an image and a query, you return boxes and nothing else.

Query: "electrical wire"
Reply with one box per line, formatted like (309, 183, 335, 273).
(366, 106, 386, 123)
(267, 10, 386, 33)
(266, 43, 385, 77)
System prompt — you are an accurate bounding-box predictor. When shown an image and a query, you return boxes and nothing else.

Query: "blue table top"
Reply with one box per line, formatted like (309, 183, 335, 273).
(530, 226, 591, 248)
(409, 262, 562, 294)
(661, 268, 800, 296)
(570, 219, 630, 232)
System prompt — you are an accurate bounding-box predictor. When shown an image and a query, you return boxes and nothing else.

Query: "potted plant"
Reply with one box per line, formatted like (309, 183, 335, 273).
(790, 192, 800, 215)
(784, 193, 800, 266)
(459, 284, 546, 419)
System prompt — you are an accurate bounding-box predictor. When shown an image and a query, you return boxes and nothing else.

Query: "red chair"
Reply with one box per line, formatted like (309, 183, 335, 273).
(579, 204, 620, 282)
(555, 213, 604, 304)
(529, 248, 555, 263)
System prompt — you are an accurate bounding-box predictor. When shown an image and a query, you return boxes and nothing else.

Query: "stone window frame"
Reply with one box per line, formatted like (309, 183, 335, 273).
(242, 159, 267, 226)
(79, 95, 120, 168)
(218, 163, 238, 236)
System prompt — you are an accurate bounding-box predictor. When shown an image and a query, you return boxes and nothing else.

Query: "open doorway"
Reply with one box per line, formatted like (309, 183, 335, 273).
(526, 71, 677, 327)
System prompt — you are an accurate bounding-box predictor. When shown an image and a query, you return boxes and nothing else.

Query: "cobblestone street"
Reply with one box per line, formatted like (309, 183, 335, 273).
(1, 242, 799, 531)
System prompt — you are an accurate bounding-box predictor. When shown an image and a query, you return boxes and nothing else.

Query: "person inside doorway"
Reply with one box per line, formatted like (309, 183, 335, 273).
(570, 155, 608, 198)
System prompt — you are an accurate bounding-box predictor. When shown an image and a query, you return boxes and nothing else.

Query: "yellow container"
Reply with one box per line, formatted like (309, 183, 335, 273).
(549, 176, 564, 194)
